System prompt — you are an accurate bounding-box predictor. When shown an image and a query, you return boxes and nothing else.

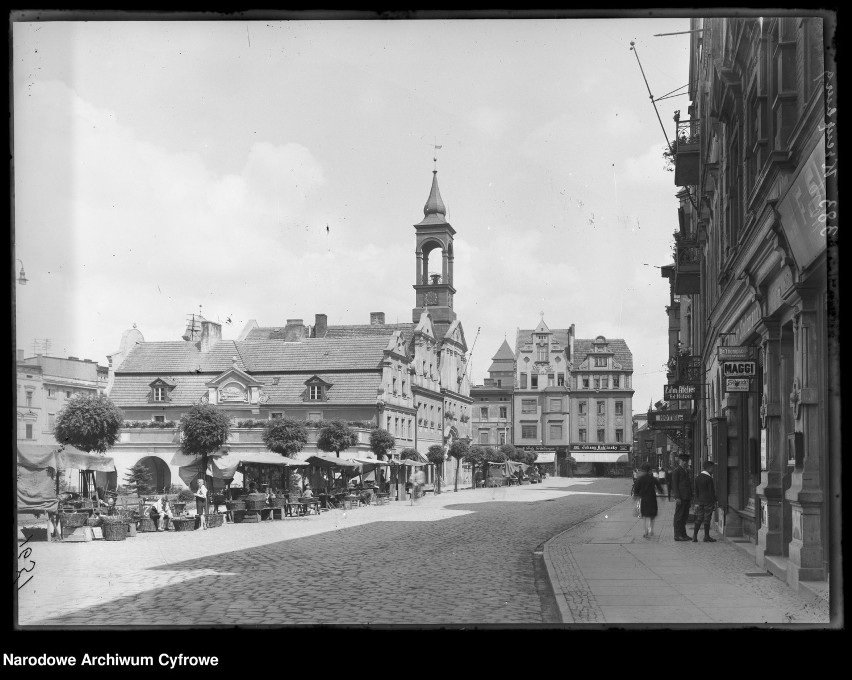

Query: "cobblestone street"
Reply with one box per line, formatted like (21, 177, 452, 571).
(18, 478, 627, 626)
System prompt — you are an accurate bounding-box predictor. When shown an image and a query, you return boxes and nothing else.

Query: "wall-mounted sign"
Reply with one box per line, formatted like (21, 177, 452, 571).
(664, 384, 698, 400)
(760, 428, 767, 471)
(718, 346, 751, 361)
(725, 378, 751, 393)
(722, 361, 756, 377)
(648, 409, 690, 423)
(569, 444, 631, 452)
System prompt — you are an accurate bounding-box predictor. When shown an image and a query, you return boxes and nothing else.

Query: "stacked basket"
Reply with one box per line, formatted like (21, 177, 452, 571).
(244, 493, 267, 511)
(171, 517, 197, 532)
(62, 513, 89, 529)
(204, 513, 223, 528)
(99, 516, 129, 541)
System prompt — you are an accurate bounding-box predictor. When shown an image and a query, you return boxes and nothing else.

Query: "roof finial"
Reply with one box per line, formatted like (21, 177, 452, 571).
(433, 140, 442, 172)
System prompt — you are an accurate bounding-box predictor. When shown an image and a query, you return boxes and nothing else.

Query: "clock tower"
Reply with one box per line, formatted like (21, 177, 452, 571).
(412, 170, 457, 339)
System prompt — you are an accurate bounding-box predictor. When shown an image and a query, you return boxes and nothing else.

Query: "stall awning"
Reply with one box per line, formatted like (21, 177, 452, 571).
(572, 452, 630, 464)
(305, 453, 362, 470)
(389, 459, 426, 467)
(531, 451, 555, 464)
(17, 443, 116, 472)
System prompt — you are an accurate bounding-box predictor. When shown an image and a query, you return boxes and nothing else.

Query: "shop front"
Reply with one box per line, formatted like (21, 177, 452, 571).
(568, 444, 631, 477)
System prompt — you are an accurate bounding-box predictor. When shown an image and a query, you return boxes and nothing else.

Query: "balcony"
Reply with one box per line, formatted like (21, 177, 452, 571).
(673, 234, 701, 295)
(673, 119, 700, 187)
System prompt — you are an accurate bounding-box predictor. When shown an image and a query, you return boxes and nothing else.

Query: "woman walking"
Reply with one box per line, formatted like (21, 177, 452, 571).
(632, 462, 664, 538)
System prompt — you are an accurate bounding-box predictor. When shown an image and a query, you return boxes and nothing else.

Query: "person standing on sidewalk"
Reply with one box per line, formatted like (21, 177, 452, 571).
(633, 462, 664, 538)
(195, 479, 208, 530)
(671, 454, 693, 541)
(665, 466, 673, 501)
(692, 460, 717, 542)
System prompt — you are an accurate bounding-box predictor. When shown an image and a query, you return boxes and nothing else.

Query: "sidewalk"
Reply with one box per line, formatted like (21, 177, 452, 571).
(542, 493, 831, 625)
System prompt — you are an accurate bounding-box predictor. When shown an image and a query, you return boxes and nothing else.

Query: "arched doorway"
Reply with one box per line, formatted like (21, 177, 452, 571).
(135, 456, 171, 494)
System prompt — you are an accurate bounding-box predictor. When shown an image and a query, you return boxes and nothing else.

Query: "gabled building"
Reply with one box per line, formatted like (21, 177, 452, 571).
(104, 169, 472, 490)
(470, 339, 515, 446)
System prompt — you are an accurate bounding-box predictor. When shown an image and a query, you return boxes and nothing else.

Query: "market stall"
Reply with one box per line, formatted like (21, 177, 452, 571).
(304, 454, 363, 508)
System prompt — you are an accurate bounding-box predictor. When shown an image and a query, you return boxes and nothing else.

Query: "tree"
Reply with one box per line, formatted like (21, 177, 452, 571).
(123, 461, 153, 496)
(179, 404, 231, 488)
(54, 394, 124, 454)
(317, 420, 359, 458)
(427, 445, 445, 494)
(499, 443, 519, 461)
(399, 448, 419, 460)
(262, 418, 309, 457)
(463, 446, 489, 489)
(369, 428, 396, 460)
(448, 440, 469, 493)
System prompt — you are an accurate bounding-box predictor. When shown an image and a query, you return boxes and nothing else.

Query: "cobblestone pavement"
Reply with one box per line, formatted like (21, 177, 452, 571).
(543, 493, 831, 626)
(17, 478, 627, 627)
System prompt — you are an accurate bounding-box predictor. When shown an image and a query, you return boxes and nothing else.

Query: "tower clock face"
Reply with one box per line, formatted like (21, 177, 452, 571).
(425, 292, 438, 305)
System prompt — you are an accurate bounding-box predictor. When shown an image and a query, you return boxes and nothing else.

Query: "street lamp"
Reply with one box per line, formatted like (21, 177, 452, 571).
(16, 259, 27, 285)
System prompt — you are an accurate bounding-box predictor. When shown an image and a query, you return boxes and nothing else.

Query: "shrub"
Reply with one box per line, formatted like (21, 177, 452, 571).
(177, 489, 195, 503)
(262, 418, 309, 457)
(54, 394, 124, 454)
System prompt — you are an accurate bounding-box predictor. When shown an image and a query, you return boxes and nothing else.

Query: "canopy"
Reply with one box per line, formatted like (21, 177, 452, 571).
(172, 449, 310, 486)
(305, 453, 362, 470)
(389, 459, 426, 467)
(504, 460, 530, 473)
(17, 444, 116, 513)
(349, 457, 391, 473)
(571, 452, 630, 464)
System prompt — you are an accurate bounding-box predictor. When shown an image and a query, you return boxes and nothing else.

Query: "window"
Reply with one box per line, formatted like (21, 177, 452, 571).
(26, 424, 33, 440)
(579, 428, 586, 442)
(615, 401, 624, 416)
(402, 380, 406, 396)
(26, 391, 33, 408)
(594, 356, 607, 367)
(520, 373, 528, 389)
(522, 399, 537, 414)
(499, 406, 507, 419)
(47, 413, 55, 431)
(549, 398, 561, 411)
(578, 401, 587, 415)
(387, 415, 392, 431)
(521, 424, 537, 439)
(392, 377, 397, 394)
(616, 429, 624, 443)
(47, 388, 56, 399)
(613, 376, 620, 388)
(549, 423, 563, 439)
(153, 415, 165, 423)
(496, 379, 502, 387)
(597, 401, 605, 415)
(308, 411, 322, 421)
(308, 385, 322, 400)
(531, 374, 538, 388)
(548, 373, 555, 386)
(499, 431, 506, 445)
(593, 376, 600, 389)
(480, 407, 489, 420)
(479, 430, 489, 444)
(597, 429, 605, 442)
(557, 373, 565, 386)
(153, 386, 167, 402)
(66, 390, 72, 398)
(271, 412, 283, 419)
(537, 346, 547, 361)
(582, 377, 589, 388)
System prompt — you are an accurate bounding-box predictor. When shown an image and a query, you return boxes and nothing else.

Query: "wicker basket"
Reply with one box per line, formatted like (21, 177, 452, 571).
(226, 500, 246, 511)
(101, 522, 128, 541)
(86, 515, 103, 527)
(62, 513, 89, 528)
(272, 497, 289, 508)
(204, 513, 223, 528)
(171, 517, 197, 532)
(172, 502, 187, 515)
(137, 518, 157, 532)
(232, 509, 247, 523)
(244, 498, 266, 510)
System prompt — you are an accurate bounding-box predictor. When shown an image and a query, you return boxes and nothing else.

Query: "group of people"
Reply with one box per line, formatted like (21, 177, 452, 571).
(631, 454, 718, 542)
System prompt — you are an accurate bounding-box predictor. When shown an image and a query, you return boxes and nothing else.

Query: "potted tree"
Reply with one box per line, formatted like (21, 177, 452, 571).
(179, 404, 230, 528)
(427, 444, 446, 494)
(448, 439, 470, 492)
(263, 417, 308, 510)
(317, 421, 359, 458)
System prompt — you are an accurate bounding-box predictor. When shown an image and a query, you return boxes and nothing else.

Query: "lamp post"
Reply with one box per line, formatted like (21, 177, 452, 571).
(16, 259, 27, 285)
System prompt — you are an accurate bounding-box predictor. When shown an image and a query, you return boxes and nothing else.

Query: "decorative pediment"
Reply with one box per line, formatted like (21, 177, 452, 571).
(148, 377, 176, 388)
(305, 375, 334, 388)
(205, 364, 263, 389)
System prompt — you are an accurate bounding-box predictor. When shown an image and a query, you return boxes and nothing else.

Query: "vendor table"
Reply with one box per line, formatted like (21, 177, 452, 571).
(296, 498, 321, 515)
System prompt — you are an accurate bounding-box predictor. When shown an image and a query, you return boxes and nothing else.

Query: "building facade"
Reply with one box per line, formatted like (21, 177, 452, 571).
(513, 319, 573, 475)
(470, 339, 514, 446)
(105, 170, 473, 491)
(663, 16, 835, 594)
(568, 336, 634, 475)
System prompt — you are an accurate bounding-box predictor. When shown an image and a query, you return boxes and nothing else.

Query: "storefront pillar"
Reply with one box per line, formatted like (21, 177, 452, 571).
(785, 296, 827, 585)
(755, 320, 785, 562)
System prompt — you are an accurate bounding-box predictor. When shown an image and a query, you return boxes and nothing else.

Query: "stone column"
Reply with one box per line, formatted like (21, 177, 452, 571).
(755, 319, 784, 562)
(416, 251, 424, 287)
(448, 254, 454, 287)
(442, 249, 449, 283)
(785, 292, 826, 584)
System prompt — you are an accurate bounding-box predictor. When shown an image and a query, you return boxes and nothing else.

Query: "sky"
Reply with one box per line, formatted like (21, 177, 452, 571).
(13, 14, 692, 415)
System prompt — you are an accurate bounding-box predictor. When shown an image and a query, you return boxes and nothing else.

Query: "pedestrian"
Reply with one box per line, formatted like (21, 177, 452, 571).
(671, 454, 693, 541)
(632, 462, 664, 538)
(195, 479, 208, 529)
(665, 466, 673, 501)
(692, 460, 718, 542)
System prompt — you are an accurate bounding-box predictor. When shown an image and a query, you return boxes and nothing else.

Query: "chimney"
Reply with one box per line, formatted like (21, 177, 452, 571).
(68, 356, 79, 361)
(283, 319, 305, 342)
(199, 320, 222, 352)
(16, 349, 23, 362)
(370, 312, 385, 325)
(314, 314, 328, 338)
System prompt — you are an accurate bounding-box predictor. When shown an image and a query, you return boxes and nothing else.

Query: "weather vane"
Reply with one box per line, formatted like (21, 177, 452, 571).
(433, 139, 442, 171)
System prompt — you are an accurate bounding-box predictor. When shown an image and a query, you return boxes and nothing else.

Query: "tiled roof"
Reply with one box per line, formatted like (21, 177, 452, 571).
(572, 338, 633, 371)
(491, 339, 515, 361)
(109, 372, 382, 408)
(324, 323, 417, 339)
(117, 342, 206, 372)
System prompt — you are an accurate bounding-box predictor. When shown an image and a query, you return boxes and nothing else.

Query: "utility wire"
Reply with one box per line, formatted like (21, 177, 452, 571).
(630, 41, 673, 154)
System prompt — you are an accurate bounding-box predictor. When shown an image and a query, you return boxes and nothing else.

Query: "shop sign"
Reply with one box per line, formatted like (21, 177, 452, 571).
(725, 378, 752, 393)
(569, 444, 631, 452)
(760, 429, 767, 471)
(777, 140, 827, 271)
(717, 346, 751, 361)
(649, 409, 690, 423)
(722, 361, 756, 377)
(663, 384, 697, 400)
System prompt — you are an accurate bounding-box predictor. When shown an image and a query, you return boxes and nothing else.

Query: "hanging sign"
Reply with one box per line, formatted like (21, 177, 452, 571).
(664, 384, 697, 400)
(722, 361, 756, 377)
(718, 346, 751, 361)
(725, 378, 751, 392)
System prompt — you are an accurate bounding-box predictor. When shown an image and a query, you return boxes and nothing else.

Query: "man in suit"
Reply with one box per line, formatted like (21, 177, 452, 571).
(692, 460, 717, 542)
(671, 454, 693, 541)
